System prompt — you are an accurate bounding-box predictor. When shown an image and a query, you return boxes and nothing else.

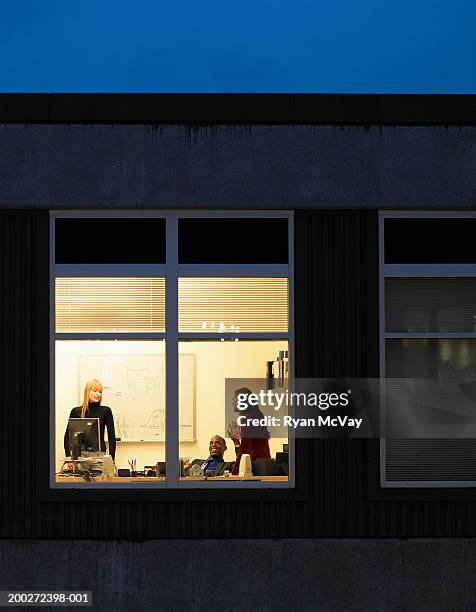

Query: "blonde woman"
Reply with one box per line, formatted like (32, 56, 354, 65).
(63, 379, 116, 460)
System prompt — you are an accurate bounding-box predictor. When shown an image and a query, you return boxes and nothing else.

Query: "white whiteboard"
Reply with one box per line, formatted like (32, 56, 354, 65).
(79, 354, 195, 441)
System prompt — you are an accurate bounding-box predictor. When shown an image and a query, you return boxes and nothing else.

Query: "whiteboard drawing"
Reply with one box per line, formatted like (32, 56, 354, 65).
(144, 409, 166, 432)
(127, 367, 162, 399)
(79, 354, 195, 441)
(114, 413, 135, 441)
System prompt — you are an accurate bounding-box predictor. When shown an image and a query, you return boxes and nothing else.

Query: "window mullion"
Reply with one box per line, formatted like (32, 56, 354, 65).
(165, 218, 179, 487)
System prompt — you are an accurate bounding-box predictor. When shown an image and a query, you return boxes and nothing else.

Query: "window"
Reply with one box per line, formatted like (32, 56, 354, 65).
(52, 212, 293, 489)
(381, 213, 476, 487)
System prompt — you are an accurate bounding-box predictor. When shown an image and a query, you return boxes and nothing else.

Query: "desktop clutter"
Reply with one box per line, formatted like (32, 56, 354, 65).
(62, 402, 288, 480)
(60, 450, 288, 481)
(60, 454, 115, 481)
(60, 456, 167, 480)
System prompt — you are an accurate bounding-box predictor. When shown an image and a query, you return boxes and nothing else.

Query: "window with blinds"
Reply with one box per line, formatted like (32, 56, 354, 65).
(385, 329, 476, 484)
(178, 277, 288, 333)
(55, 278, 166, 332)
(52, 213, 293, 490)
(383, 220, 476, 486)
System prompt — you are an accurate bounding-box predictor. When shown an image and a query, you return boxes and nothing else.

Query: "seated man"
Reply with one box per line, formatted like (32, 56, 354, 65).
(184, 435, 234, 476)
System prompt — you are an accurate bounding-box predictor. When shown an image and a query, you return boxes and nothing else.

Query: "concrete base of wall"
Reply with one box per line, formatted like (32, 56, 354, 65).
(0, 539, 474, 611)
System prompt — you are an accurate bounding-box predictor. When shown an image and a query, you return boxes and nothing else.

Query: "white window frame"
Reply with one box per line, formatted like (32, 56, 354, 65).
(380, 210, 476, 488)
(50, 210, 294, 489)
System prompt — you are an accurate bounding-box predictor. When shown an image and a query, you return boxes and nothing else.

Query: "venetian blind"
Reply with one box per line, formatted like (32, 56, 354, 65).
(55, 278, 165, 332)
(178, 277, 288, 333)
(386, 278, 476, 333)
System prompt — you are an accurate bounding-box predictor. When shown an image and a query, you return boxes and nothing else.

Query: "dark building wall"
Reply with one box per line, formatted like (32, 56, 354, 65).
(0, 125, 476, 208)
(2, 538, 476, 612)
(2, 97, 476, 606)
(2, 209, 476, 539)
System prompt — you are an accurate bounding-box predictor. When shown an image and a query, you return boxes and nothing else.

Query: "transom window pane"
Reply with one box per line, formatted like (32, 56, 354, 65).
(178, 218, 288, 264)
(55, 218, 166, 264)
(385, 218, 476, 264)
(178, 277, 288, 333)
(55, 278, 166, 333)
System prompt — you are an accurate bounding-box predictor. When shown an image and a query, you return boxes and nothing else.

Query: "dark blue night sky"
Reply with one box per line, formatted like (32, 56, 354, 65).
(0, 0, 474, 93)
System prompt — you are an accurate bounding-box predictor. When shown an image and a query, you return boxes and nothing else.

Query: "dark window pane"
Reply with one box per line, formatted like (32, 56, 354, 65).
(385, 278, 476, 332)
(179, 218, 288, 264)
(386, 338, 476, 380)
(55, 218, 166, 263)
(386, 439, 476, 482)
(385, 338, 476, 482)
(385, 218, 476, 263)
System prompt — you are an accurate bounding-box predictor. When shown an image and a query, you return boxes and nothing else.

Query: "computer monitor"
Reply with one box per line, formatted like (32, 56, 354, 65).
(68, 418, 100, 459)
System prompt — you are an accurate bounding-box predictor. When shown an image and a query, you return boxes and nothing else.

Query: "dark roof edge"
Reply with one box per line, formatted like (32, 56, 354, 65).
(0, 93, 475, 125)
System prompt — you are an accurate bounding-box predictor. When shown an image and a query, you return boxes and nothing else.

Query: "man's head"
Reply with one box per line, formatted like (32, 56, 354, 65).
(209, 435, 227, 459)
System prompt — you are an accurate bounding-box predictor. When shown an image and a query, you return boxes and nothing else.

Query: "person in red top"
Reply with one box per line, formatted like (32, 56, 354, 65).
(227, 387, 271, 475)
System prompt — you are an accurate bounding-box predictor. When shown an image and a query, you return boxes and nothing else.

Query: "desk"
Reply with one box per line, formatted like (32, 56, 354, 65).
(181, 476, 288, 482)
(56, 475, 164, 483)
(56, 475, 288, 484)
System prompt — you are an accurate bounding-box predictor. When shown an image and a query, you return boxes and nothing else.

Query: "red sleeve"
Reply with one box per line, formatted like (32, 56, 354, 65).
(231, 438, 271, 475)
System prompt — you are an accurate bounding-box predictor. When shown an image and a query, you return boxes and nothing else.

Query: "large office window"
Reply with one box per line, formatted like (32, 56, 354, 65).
(52, 212, 292, 489)
(381, 213, 476, 487)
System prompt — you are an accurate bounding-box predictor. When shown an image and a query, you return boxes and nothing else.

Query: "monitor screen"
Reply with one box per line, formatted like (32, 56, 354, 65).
(68, 418, 100, 458)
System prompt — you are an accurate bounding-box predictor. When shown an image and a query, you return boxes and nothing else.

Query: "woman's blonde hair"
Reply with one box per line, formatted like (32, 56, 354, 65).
(81, 379, 103, 418)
